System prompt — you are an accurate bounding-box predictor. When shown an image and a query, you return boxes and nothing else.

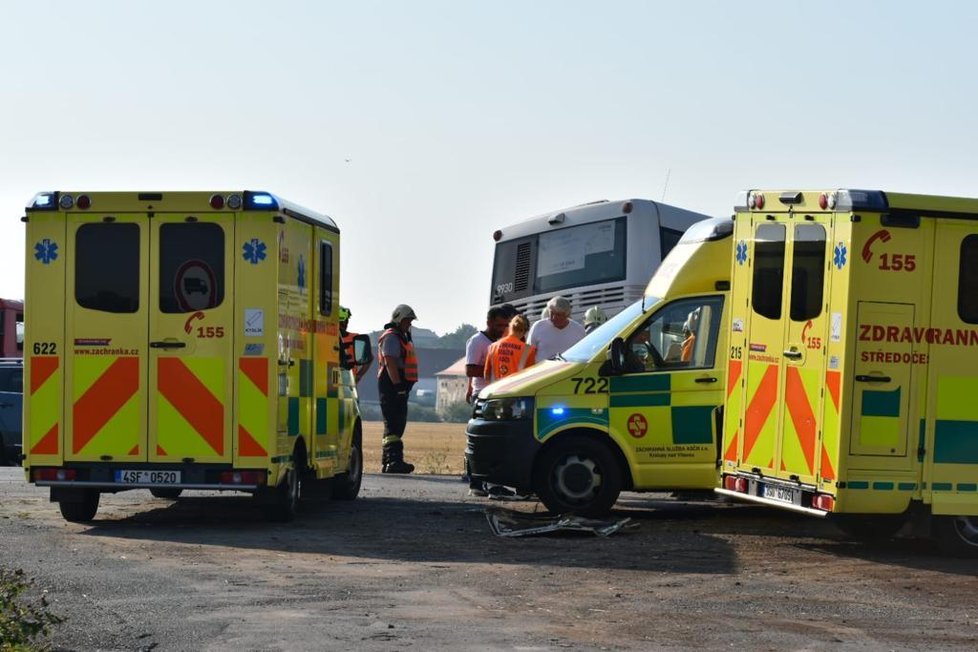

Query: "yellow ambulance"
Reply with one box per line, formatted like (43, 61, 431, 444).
(23, 191, 368, 523)
(717, 189, 978, 556)
(466, 217, 732, 515)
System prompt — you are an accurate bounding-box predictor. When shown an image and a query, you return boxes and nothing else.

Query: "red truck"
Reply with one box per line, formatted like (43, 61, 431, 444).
(0, 299, 23, 358)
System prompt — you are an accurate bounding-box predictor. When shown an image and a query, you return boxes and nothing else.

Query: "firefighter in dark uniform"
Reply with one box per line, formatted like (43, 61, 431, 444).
(377, 304, 419, 474)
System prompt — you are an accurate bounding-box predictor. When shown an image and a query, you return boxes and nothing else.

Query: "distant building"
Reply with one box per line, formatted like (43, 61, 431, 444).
(435, 356, 468, 417)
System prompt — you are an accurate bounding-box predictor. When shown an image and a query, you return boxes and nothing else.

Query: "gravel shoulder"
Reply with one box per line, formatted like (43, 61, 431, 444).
(1, 466, 976, 651)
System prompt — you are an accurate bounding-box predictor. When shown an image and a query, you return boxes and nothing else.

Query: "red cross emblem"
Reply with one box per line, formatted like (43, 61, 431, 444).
(627, 413, 648, 439)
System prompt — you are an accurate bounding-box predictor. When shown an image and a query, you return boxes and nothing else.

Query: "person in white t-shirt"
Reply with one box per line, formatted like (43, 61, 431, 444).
(463, 304, 517, 495)
(528, 296, 586, 361)
(465, 305, 516, 404)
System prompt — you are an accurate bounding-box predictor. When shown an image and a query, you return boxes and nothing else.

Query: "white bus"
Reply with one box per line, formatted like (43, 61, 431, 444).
(489, 198, 712, 320)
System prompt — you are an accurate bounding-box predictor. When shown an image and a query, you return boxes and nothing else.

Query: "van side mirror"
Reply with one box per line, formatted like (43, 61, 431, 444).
(600, 337, 626, 376)
(341, 334, 374, 370)
(352, 334, 373, 368)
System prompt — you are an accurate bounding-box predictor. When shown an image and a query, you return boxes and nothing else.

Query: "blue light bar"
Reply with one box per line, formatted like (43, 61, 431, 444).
(30, 192, 57, 210)
(550, 407, 565, 416)
(243, 191, 280, 211)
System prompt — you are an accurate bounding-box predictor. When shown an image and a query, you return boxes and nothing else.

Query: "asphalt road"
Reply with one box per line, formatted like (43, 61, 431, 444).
(1, 466, 977, 651)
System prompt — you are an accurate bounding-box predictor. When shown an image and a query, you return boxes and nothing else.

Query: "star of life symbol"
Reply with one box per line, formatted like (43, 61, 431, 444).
(243, 238, 267, 265)
(627, 413, 648, 439)
(735, 240, 748, 265)
(35, 238, 59, 264)
(833, 242, 848, 269)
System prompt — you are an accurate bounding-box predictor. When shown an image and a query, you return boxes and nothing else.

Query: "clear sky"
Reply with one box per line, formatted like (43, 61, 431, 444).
(2, 1, 977, 335)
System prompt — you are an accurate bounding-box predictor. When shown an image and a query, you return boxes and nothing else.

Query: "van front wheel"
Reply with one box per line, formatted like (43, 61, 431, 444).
(534, 437, 622, 517)
(934, 515, 978, 557)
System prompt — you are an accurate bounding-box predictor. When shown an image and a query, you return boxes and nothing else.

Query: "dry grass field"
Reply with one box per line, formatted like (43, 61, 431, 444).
(361, 420, 468, 475)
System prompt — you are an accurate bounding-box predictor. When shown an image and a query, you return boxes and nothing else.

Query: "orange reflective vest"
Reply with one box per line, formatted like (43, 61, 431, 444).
(484, 336, 537, 382)
(377, 328, 419, 382)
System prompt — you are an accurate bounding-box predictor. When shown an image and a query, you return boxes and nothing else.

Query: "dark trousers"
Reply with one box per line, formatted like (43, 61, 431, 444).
(379, 376, 409, 446)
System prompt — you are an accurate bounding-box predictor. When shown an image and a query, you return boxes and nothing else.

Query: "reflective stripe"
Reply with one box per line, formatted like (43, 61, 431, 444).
(72, 356, 140, 456)
(238, 358, 269, 457)
(157, 357, 225, 456)
(29, 356, 60, 456)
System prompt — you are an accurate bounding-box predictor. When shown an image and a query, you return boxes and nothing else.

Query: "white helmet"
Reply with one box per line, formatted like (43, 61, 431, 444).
(584, 306, 608, 327)
(391, 304, 418, 322)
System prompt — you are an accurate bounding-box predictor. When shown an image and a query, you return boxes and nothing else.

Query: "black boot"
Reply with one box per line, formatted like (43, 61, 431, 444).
(382, 441, 414, 474)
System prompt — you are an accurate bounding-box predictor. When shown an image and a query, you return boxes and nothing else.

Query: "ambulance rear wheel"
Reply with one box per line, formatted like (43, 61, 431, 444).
(333, 427, 363, 500)
(534, 436, 622, 517)
(833, 514, 906, 542)
(265, 468, 299, 523)
(933, 515, 978, 557)
(150, 488, 183, 500)
(59, 490, 100, 523)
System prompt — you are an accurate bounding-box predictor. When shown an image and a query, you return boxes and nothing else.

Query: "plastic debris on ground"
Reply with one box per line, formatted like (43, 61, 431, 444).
(485, 507, 639, 537)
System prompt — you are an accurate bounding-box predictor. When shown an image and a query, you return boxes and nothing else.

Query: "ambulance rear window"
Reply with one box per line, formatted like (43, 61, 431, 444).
(159, 223, 225, 313)
(751, 224, 785, 320)
(958, 235, 978, 323)
(75, 223, 140, 313)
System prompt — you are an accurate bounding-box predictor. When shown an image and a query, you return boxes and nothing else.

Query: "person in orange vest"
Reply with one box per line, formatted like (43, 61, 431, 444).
(377, 304, 419, 474)
(484, 314, 537, 382)
(339, 306, 371, 383)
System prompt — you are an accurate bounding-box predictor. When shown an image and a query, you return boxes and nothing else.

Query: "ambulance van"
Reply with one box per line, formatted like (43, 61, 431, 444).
(23, 191, 368, 523)
(466, 217, 732, 515)
(717, 189, 978, 556)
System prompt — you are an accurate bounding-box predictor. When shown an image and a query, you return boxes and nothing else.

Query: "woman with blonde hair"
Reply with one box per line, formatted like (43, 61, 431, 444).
(484, 314, 537, 382)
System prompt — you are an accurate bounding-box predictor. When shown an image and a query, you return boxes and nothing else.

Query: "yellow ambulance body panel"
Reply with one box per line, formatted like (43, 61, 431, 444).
(466, 218, 732, 515)
(23, 191, 364, 523)
(718, 189, 978, 555)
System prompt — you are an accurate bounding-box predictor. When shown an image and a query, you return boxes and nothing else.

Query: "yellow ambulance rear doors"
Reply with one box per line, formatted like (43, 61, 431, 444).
(64, 201, 235, 464)
(733, 193, 833, 488)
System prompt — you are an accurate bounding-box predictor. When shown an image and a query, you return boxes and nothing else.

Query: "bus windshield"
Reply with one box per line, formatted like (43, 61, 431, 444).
(491, 216, 628, 305)
(560, 297, 654, 363)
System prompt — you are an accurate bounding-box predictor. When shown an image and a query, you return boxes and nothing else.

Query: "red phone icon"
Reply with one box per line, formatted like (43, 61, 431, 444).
(861, 229, 891, 263)
(184, 311, 205, 334)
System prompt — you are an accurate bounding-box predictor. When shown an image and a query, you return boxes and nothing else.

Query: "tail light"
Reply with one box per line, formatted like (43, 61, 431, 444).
(220, 470, 266, 486)
(33, 468, 77, 482)
(723, 475, 748, 493)
(813, 493, 836, 512)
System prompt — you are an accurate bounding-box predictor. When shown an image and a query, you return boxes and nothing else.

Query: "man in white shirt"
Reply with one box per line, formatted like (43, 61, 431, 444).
(528, 296, 586, 361)
(465, 305, 516, 403)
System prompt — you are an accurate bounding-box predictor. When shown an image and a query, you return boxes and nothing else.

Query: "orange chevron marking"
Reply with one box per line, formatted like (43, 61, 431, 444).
(157, 444, 167, 456)
(726, 359, 742, 398)
(743, 364, 779, 460)
(73, 357, 139, 454)
(723, 429, 739, 462)
(784, 366, 816, 474)
(158, 358, 224, 455)
(30, 356, 59, 394)
(31, 424, 59, 455)
(128, 444, 139, 456)
(238, 425, 267, 457)
(826, 370, 841, 412)
(820, 445, 836, 481)
(239, 357, 268, 395)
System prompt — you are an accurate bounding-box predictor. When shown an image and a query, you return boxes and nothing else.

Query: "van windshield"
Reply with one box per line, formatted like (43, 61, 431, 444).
(561, 298, 653, 363)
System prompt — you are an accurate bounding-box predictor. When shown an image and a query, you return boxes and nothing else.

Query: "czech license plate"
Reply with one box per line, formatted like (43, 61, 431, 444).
(114, 470, 181, 485)
(761, 483, 798, 505)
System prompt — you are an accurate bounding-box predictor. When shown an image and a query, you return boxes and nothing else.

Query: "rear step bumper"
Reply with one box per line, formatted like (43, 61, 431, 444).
(715, 488, 828, 517)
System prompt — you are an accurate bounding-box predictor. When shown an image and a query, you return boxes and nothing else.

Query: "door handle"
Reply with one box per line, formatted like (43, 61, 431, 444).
(856, 374, 891, 383)
(694, 377, 718, 384)
(783, 350, 803, 360)
(150, 341, 186, 349)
